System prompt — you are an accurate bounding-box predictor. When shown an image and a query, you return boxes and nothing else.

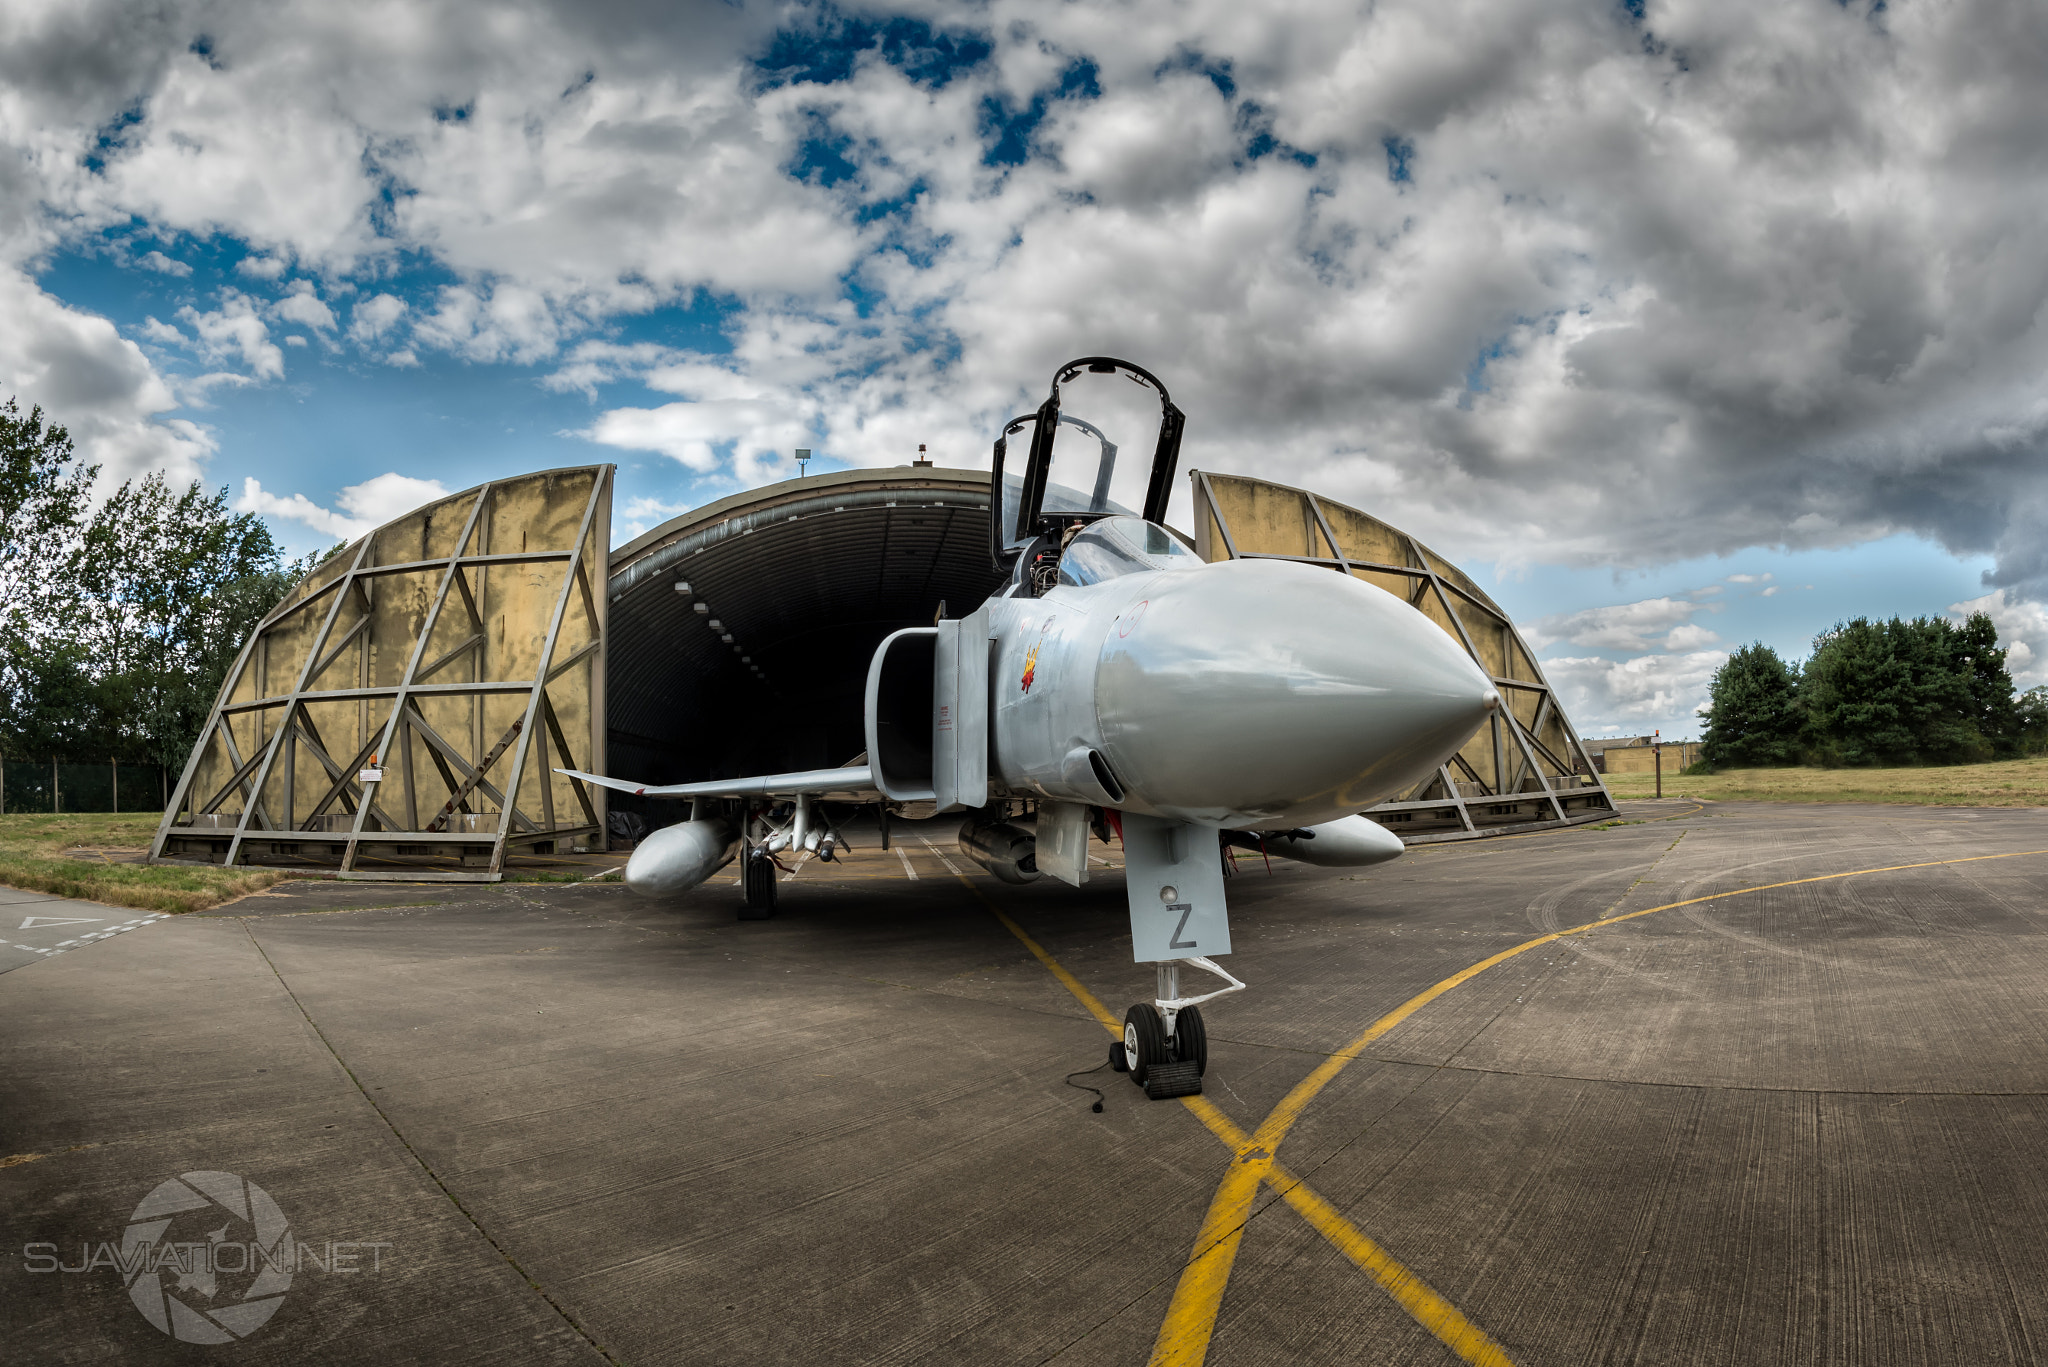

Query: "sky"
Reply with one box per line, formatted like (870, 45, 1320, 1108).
(4, 0, 2046, 741)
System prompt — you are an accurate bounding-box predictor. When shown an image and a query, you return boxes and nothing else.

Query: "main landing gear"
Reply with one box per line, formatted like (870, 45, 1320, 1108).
(738, 848, 779, 919)
(1113, 958, 1245, 1100)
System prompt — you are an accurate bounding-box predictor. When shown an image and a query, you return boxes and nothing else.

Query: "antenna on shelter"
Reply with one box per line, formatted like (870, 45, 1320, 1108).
(794, 447, 811, 477)
(913, 444, 933, 468)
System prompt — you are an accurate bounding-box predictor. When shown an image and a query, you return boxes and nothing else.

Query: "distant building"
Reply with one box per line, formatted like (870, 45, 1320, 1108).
(1580, 736, 1702, 775)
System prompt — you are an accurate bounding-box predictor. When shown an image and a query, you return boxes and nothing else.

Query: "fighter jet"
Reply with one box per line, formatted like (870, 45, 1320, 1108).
(561, 356, 1499, 1097)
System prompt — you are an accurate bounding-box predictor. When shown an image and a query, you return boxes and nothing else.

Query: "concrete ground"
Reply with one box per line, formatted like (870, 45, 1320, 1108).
(0, 886, 169, 974)
(4, 799, 2048, 1365)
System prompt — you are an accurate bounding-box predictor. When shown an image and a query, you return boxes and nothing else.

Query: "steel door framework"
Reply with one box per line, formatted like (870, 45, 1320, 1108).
(150, 466, 611, 880)
(1191, 471, 1614, 841)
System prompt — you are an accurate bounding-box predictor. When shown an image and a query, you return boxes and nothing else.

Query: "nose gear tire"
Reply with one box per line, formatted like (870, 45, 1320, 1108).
(1123, 1003, 1168, 1087)
(1173, 1004, 1208, 1076)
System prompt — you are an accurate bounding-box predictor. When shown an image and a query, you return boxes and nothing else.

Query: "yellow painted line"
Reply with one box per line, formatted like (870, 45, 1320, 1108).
(1264, 1172, 1514, 1367)
(1153, 844, 2048, 1364)
(956, 877, 1512, 1365)
(982, 905, 1122, 1032)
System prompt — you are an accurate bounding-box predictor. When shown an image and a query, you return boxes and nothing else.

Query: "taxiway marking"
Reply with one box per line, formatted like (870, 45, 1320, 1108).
(948, 873, 1516, 1367)
(2, 911, 170, 971)
(917, 836, 964, 876)
(895, 846, 919, 879)
(1151, 843, 2048, 1366)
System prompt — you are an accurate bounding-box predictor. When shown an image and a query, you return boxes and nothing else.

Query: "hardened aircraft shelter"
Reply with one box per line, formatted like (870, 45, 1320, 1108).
(153, 464, 1610, 878)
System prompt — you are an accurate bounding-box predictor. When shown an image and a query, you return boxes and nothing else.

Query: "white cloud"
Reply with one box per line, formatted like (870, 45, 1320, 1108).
(273, 279, 335, 332)
(579, 399, 815, 480)
(542, 341, 691, 398)
(236, 471, 451, 541)
(236, 254, 289, 280)
(138, 316, 185, 346)
(1726, 573, 1774, 584)
(176, 292, 285, 382)
(1544, 649, 1729, 737)
(1951, 590, 2048, 690)
(1664, 623, 1723, 651)
(0, 269, 213, 487)
(3, 0, 2046, 589)
(616, 494, 692, 542)
(1523, 596, 1702, 651)
(348, 293, 407, 343)
(136, 250, 190, 277)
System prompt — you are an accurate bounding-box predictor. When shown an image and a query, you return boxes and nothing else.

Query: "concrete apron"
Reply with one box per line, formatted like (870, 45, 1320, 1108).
(3, 803, 2048, 1365)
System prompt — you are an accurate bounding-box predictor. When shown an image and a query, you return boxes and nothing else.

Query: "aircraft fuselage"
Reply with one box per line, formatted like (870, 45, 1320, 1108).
(983, 551, 1499, 829)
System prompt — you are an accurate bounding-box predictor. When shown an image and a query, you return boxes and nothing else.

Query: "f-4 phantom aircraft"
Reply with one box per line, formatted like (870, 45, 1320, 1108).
(562, 356, 1499, 1097)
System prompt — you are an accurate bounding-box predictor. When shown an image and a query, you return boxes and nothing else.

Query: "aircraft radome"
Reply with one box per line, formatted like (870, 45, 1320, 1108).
(560, 356, 1501, 1099)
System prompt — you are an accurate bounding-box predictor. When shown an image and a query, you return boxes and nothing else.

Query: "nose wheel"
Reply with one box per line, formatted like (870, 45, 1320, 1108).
(1118, 958, 1241, 1099)
(1119, 1002, 1207, 1098)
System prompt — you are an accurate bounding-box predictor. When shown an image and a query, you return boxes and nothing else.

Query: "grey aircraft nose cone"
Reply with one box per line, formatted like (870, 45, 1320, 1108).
(1096, 558, 1498, 826)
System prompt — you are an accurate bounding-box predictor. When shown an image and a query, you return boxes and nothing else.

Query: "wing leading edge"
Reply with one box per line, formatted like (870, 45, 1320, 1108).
(554, 765, 876, 800)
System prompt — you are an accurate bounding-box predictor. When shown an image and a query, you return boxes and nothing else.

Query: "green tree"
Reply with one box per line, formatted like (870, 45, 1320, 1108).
(1803, 616, 1990, 766)
(73, 473, 298, 769)
(0, 402, 100, 763)
(0, 400, 96, 640)
(1949, 611, 2021, 756)
(0, 393, 307, 772)
(2016, 686, 2048, 757)
(1699, 642, 1803, 767)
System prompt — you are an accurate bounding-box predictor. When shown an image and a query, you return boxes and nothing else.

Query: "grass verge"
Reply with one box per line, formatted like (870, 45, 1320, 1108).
(0, 813, 317, 914)
(1605, 756, 2048, 807)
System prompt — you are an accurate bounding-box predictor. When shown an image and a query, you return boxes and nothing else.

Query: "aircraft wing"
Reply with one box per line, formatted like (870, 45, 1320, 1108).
(554, 765, 877, 800)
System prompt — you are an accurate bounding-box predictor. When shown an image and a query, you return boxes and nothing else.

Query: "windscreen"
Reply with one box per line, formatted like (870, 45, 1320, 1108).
(1057, 516, 1201, 587)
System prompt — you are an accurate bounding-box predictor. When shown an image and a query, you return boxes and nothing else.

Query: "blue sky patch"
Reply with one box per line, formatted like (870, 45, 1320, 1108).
(1384, 136, 1416, 184)
(755, 11, 991, 91)
(980, 59, 1101, 168)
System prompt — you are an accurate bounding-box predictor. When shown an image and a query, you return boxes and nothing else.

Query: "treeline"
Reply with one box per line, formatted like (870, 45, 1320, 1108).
(0, 399, 320, 772)
(1701, 614, 2048, 768)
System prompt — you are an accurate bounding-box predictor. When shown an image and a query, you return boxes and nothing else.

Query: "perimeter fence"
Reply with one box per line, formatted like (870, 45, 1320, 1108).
(0, 758, 170, 815)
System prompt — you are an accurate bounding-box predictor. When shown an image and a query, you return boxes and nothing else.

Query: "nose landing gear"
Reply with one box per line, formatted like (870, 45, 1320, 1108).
(1114, 958, 1244, 1100)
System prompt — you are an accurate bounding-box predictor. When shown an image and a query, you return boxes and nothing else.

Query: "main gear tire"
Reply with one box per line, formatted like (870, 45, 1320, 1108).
(739, 851, 779, 919)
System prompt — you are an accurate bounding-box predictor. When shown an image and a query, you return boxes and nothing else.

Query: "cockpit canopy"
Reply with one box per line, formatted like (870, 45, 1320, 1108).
(990, 356, 1185, 571)
(1056, 516, 1201, 588)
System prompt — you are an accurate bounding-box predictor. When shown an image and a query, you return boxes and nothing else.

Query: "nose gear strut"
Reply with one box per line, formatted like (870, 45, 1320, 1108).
(1116, 957, 1245, 1099)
